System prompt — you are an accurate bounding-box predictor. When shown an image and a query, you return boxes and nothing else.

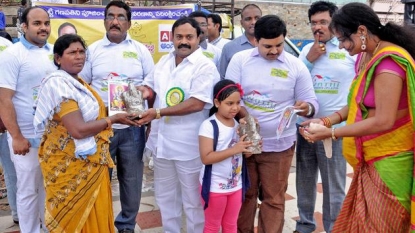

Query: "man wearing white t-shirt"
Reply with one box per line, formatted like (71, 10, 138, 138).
(137, 17, 220, 233)
(0, 33, 19, 226)
(80, 2, 154, 233)
(225, 15, 318, 232)
(189, 11, 222, 68)
(207, 13, 230, 50)
(0, 7, 55, 233)
(294, 2, 356, 233)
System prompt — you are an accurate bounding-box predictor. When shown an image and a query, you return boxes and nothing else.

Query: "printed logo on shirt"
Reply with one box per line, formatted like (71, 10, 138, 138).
(313, 74, 340, 94)
(202, 51, 214, 60)
(243, 90, 277, 112)
(329, 52, 346, 60)
(0, 45, 7, 52)
(270, 68, 289, 78)
(100, 72, 133, 92)
(218, 149, 241, 190)
(123, 51, 138, 59)
(32, 85, 40, 101)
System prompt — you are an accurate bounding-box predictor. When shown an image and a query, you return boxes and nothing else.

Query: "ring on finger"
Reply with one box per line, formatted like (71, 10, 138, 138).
(321, 47, 326, 51)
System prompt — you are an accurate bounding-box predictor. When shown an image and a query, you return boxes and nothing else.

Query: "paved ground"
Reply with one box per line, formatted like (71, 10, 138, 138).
(0, 159, 353, 233)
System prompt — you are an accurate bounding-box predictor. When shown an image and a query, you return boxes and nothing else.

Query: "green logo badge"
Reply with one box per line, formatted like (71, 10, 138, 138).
(166, 87, 185, 106)
(270, 68, 289, 78)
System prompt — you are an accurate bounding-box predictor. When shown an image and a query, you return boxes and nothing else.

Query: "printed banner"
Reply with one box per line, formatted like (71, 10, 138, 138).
(35, 2, 195, 62)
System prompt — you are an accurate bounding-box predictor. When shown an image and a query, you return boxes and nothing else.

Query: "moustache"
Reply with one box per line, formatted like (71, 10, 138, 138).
(110, 25, 121, 30)
(178, 44, 191, 49)
(314, 30, 322, 35)
(38, 30, 48, 34)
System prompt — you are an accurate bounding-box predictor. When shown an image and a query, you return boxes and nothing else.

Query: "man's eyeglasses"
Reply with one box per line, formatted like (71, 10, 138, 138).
(198, 23, 208, 27)
(309, 20, 330, 28)
(105, 15, 128, 22)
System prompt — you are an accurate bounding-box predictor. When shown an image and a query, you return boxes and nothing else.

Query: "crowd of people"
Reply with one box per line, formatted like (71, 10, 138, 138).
(0, 0, 415, 233)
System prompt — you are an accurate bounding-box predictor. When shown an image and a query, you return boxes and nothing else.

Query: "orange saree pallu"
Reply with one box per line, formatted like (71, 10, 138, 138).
(333, 46, 415, 233)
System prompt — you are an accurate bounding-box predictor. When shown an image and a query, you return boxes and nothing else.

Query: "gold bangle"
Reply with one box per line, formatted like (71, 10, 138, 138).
(155, 108, 161, 119)
(104, 117, 112, 130)
(331, 127, 338, 140)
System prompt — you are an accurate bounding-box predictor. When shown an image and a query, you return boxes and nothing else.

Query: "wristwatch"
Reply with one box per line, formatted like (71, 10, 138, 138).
(306, 103, 314, 117)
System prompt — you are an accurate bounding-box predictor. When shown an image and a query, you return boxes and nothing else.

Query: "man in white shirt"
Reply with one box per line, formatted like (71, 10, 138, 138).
(219, 4, 262, 78)
(80, 2, 154, 233)
(294, 2, 356, 233)
(137, 17, 220, 233)
(0, 32, 18, 227)
(189, 11, 222, 68)
(0, 6, 55, 233)
(207, 13, 230, 49)
(225, 15, 318, 233)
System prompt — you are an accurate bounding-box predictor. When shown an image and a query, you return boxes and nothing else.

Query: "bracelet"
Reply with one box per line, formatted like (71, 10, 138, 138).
(155, 108, 161, 119)
(104, 117, 112, 130)
(335, 111, 343, 122)
(331, 127, 338, 140)
(320, 117, 332, 128)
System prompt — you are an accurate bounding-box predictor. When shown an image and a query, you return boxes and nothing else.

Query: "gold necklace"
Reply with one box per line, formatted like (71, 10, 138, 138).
(358, 41, 382, 73)
(372, 41, 382, 55)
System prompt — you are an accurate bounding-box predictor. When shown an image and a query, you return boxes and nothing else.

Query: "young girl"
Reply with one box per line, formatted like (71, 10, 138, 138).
(199, 79, 252, 233)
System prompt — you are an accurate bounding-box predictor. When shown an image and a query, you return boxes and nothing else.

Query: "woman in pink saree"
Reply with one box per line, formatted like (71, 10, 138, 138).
(300, 3, 415, 232)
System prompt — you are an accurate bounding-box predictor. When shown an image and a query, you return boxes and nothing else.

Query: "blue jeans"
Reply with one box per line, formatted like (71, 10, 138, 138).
(0, 133, 18, 221)
(109, 126, 145, 230)
(295, 130, 346, 233)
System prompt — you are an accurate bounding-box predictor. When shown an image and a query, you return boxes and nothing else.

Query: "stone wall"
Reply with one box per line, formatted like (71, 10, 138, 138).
(2, 6, 19, 37)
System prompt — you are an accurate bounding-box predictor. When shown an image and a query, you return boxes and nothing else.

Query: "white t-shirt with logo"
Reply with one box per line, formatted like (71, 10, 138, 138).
(80, 34, 154, 129)
(299, 38, 356, 119)
(198, 114, 243, 193)
(0, 41, 55, 138)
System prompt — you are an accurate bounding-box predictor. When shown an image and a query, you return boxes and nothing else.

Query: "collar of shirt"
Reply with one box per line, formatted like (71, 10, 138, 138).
(209, 36, 221, 46)
(20, 35, 51, 50)
(241, 33, 255, 47)
(199, 39, 208, 50)
(326, 36, 339, 47)
(171, 47, 203, 64)
(102, 33, 132, 46)
(250, 47, 286, 63)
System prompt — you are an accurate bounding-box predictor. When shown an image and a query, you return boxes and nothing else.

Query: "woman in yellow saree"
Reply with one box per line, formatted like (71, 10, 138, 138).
(33, 34, 139, 233)
(300, 3, 415, 232)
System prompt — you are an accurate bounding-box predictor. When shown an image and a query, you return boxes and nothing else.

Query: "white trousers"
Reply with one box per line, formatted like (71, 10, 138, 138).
(154, 156, 204, 233)
(7, 134, 45, 233)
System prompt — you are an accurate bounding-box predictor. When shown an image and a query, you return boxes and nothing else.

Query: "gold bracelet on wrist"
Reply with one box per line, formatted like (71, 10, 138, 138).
(155, 108, 161, 119)
(104, 117, 112, 130)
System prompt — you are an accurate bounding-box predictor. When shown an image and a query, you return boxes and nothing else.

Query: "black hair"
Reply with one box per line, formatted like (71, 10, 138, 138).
(21, 6, 49, 25)
(0, 31, 12, 42)
(58, 22, 77, 36)
(254, 15, 287, 41)
(104, 0, 131, 22)
(207, 14, 222, 33)
(241, 4, 262, 19)
(172, 17, 201, 37)
(21, 0, 27, 6)
(308, 1, 338, 21)
(53, 34, 87, 68)
(210, 79, 239, 116)
(330, 2, 415, 59)
(188, 11, 207, 20)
